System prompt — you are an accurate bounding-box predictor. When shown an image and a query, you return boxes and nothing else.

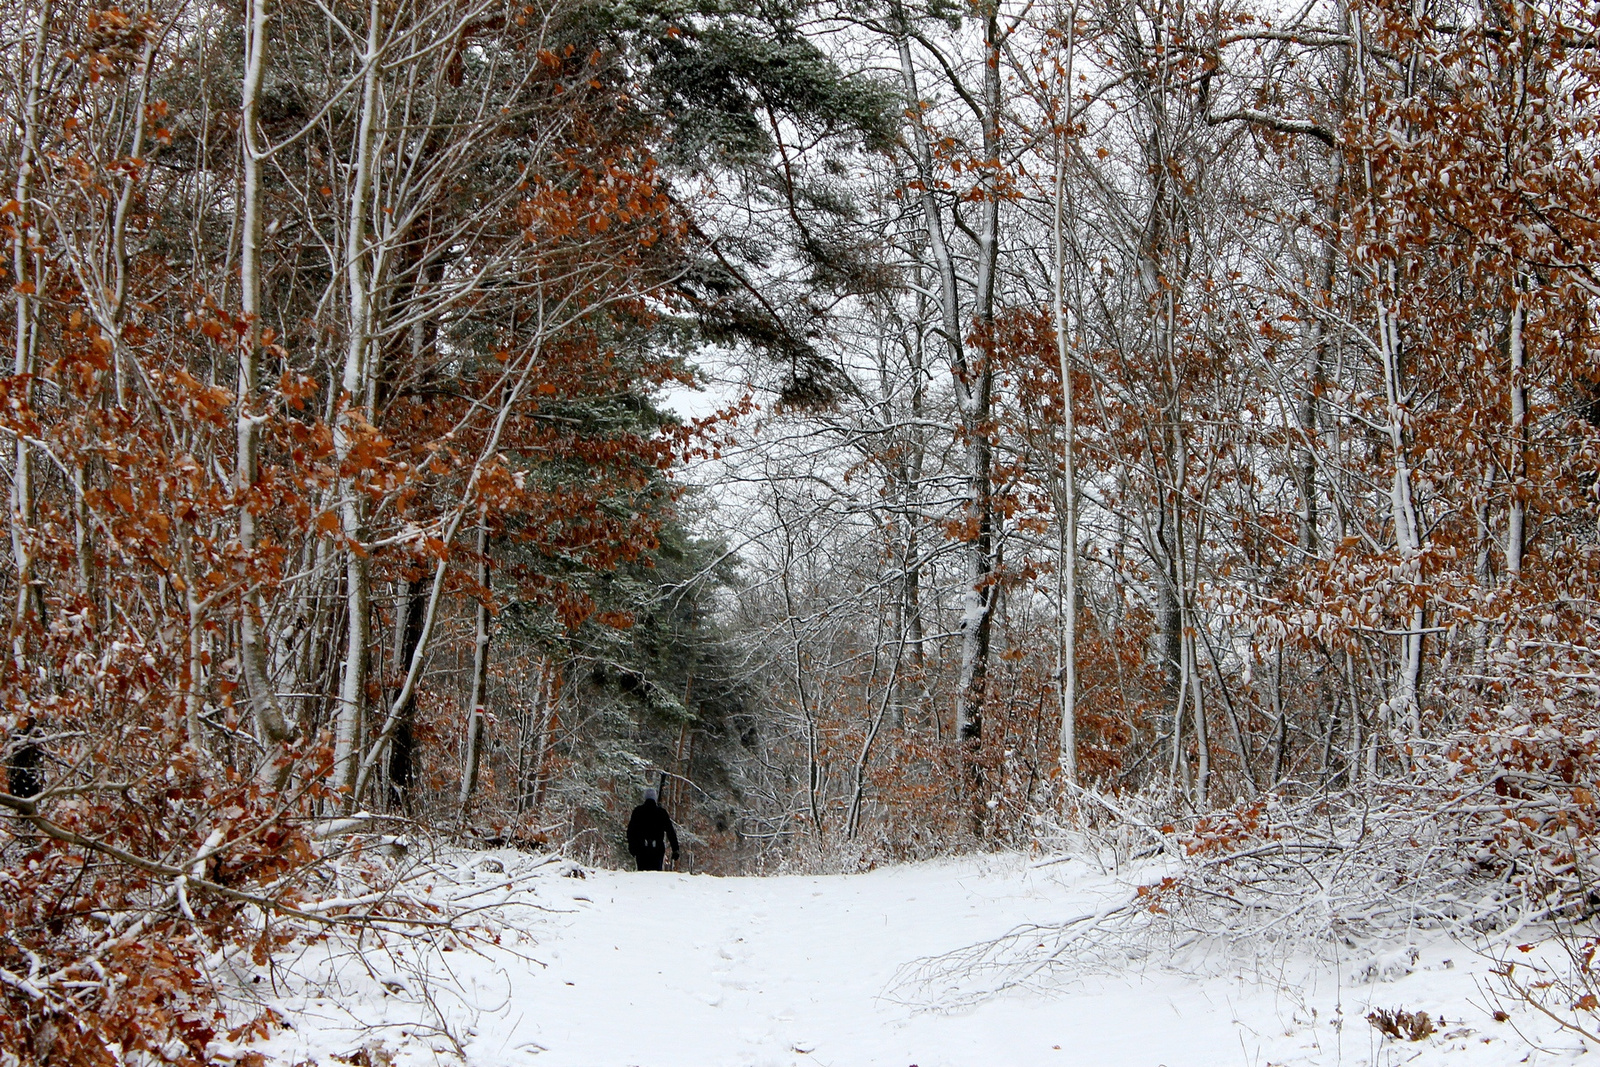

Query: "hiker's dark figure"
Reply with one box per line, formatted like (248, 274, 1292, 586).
(6, 715, 43, 800)
(627, 788, 679, 871)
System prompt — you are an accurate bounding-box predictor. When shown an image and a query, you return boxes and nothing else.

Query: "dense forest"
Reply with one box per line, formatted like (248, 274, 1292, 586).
(3, 0, 1600, 1059)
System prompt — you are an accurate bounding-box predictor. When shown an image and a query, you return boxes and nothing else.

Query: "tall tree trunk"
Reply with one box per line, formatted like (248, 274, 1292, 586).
(385, 578, 427, 812)
(331, 0, 384, 805)
(522, 658, 559, 815)
(1051, 101, 1078, 786)
(1298, 152, 1342, 560)
(9, 0, 51, 674)
(1169, 416, 1209, 807)
(892, 13, 999, 759)
(181, 531, 207, 745)
(957, 1, 1002, 751)
(778, 523, 825, 837)
(1189, 629, 1208, 807)
(1155, 554, 1183, 767)
(458, 523, 492, 822)
(1356, 8, 1424, 743)
(239, 0, 292, 754)
(1377, 277, 1423, 736)
(1270, 648, 1288, 786)
(1506, 294, 1527, 579)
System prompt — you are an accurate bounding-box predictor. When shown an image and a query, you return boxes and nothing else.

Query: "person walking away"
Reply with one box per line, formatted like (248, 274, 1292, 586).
(626, 788, 679, 871)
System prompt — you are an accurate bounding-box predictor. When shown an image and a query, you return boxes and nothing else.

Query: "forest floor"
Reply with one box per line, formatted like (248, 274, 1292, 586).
(234, 850, 1585, 1067)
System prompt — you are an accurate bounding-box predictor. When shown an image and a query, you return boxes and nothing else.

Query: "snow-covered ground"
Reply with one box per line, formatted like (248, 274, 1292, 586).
(236, 851, 1585, 1067)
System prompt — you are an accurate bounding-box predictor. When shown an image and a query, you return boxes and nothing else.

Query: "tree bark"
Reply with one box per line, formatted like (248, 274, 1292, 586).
(331, 0, 385, 805)
(458, 523, 492, 822)
(1377, 277, 1423, 737)
(890, 8, 1001, 797)
(385, 578, 427, 812)
(1051, 101, 1078, 786)
(9, 0, 51, 674)
(1506, 294, 1527, 579)
(239, 0, 293, 753)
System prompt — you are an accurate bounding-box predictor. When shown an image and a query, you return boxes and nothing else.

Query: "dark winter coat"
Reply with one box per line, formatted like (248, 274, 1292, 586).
(626, 799, 679, 869)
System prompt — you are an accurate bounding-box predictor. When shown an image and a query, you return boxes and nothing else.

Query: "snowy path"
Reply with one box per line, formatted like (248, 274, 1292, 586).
(518, 858, 1173, 1067)
(254, 854, 1578, 1067)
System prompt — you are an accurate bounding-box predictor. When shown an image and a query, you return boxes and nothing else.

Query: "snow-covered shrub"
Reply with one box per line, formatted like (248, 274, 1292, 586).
(891, 702, 1600, 1010)
(1490, 927, 1600, 1048)
(0, 736, 316, 1067)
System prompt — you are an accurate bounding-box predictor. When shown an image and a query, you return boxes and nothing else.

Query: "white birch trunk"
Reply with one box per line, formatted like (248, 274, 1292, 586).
(1050, 22, 1078, 783)
(10, 0, 51, 672)
(1353, 11, 1424, 741)
(107, 32, 158, 409)
(1377, 285, 1423, 736)
(239, 0, 293, 752)
(331, 0, 385, 804)
(1506, 296, 1526, 579)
